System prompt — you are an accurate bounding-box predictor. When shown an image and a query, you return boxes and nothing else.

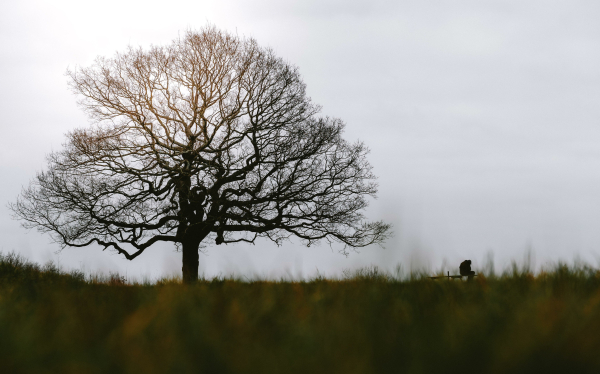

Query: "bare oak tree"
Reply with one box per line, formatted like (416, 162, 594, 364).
(10, 27, 391, 283)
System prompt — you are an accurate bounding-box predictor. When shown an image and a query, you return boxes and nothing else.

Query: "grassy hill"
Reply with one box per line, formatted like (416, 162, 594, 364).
(1, 252, 600, 373)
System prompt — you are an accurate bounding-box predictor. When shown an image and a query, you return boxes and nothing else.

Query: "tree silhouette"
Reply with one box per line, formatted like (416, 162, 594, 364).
(10, 27, 391, 283)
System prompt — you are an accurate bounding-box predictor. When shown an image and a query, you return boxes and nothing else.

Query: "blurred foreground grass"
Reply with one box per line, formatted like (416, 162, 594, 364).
(1, 253, 600, 373)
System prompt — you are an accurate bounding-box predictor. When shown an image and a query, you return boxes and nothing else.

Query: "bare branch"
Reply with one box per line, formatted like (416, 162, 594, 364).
(11, 26, 391, 282)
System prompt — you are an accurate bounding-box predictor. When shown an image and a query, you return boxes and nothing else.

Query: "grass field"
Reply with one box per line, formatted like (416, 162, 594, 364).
(1, 253, 600, 374)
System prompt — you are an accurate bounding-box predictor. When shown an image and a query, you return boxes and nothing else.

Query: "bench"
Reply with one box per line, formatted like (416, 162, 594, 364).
(429, 271, 477, 280)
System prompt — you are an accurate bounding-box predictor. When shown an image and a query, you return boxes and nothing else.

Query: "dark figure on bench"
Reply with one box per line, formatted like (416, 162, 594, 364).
(459, 260, 476, 280)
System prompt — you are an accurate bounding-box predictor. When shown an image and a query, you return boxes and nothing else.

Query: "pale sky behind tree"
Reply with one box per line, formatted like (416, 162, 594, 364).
(2, 0, 600, 280)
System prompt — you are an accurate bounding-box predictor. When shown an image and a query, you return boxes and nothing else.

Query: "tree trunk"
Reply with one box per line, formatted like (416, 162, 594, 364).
(182, 238, 200, 284)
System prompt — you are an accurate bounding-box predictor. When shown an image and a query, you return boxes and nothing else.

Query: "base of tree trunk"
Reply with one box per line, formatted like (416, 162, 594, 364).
(182, 240, 200, 284)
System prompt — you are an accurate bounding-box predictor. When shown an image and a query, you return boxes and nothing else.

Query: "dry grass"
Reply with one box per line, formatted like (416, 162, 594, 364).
(1, 253, 600, 373)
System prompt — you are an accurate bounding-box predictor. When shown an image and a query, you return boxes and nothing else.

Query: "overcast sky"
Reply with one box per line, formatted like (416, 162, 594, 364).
(2, 0, 600, 280)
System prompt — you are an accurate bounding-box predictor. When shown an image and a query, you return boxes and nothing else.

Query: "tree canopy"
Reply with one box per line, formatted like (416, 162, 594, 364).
(11, 27, 391, 282)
